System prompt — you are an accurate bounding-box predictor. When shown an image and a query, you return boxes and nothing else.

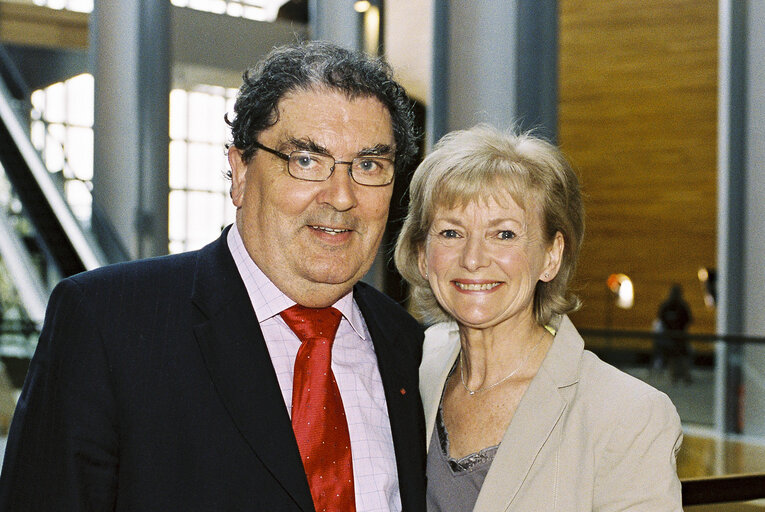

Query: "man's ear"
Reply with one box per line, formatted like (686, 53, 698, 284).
(228, 146, 247, 207)
(541, 231, 564, 282)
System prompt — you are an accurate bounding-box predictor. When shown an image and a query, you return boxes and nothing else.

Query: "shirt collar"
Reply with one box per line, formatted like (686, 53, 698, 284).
(227, 224, 368, 341)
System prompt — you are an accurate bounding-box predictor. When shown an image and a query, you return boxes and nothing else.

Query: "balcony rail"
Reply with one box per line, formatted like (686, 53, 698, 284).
(579, 327, 765, 345)
(682, 473, 765, 506)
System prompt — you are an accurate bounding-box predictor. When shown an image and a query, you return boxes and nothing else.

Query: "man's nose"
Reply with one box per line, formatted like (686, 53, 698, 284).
(318, 162, 358, 211)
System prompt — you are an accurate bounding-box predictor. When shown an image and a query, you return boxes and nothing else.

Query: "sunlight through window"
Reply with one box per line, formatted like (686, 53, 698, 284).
(30, 74, 94, 221)
(31, 78, 237, 253)
(168, 86, 238, 253)
(31, 0, 291, 22)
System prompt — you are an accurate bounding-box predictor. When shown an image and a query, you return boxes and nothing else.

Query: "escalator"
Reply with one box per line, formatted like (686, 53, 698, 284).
(0, 45, 122, 360)
(0, 61, 104, 279)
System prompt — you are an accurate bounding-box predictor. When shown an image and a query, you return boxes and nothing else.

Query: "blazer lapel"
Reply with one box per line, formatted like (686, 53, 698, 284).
(420, 322, 567, 511)
(473, 315, 583, 512)
(190, 231, 314, 512)
(472, 369, 566, 511)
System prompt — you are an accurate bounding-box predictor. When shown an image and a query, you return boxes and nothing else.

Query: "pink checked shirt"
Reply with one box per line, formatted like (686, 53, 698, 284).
(227, 225, 402, 512)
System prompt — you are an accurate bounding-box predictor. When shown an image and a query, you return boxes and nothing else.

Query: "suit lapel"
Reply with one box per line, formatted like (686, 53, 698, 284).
(354, 283, 425, 511)
(419, 323, 461, 449)
(190, 231, 314, 512)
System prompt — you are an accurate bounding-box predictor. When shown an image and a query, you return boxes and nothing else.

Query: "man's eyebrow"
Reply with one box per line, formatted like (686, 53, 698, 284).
(283, 138, 394, 158)
(357, 144, 394, 157)
(284, 137, 328, 154)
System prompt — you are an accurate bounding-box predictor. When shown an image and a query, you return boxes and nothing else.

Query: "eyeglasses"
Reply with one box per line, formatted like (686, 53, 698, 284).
(253, 141, 395, 187)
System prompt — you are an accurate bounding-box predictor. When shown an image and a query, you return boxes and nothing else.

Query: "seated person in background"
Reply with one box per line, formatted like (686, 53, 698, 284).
(394, 124, 683, 511)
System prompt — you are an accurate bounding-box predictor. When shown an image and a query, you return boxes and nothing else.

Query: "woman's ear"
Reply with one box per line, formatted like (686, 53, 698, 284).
(228, 146, 247, 207)
(417, 246, 429, 280)
(541, 231, 564, 282)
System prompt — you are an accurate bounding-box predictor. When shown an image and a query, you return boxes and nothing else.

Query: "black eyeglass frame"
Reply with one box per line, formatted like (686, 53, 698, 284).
(252, 141, 395, 187)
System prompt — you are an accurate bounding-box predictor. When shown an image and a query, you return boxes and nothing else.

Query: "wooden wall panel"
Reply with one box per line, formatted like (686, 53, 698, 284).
(558, 0, 717, 334)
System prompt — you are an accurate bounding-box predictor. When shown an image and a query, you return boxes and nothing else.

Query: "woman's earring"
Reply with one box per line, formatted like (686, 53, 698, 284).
(544, 273, 550, 279)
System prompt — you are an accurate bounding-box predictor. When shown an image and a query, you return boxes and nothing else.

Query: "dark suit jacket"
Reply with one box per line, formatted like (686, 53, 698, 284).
(0, 230, 427, 511)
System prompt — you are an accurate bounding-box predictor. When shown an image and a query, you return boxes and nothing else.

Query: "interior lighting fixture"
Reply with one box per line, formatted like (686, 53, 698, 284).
(606, 273, 634, 309)
(698, 266, 717, 308)
(354, 0, 371, 13)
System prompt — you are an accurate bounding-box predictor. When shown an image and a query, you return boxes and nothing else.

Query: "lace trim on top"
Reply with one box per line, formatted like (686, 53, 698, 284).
(436, 360, 499, 474)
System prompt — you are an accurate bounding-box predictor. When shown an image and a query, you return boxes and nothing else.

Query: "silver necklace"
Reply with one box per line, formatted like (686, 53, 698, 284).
(460, 329, 547, 396)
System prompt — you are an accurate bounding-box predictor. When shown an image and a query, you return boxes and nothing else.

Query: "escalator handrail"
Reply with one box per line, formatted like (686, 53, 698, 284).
(0, 209, 48, 324)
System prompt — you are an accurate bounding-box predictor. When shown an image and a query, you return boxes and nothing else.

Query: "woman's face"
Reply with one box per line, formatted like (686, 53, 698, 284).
(418, 192, 563, 329)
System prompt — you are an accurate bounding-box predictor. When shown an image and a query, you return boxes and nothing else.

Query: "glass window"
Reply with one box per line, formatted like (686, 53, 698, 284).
(169, 90, 189, 141)
(42, 83, 66, 124)
(32, 0, 93, 13)
(170, 0, 291, 22)
(167, 85, 238, 253)
(27, 0, 259, 254)
(66, 74, 94, 127)
(30, 74, 95, 222)
(31, 0, 291, 21)
(32, 75, 237, 254)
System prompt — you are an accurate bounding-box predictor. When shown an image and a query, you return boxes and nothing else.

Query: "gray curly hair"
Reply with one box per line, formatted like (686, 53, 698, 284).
(225, 41, 418, 175)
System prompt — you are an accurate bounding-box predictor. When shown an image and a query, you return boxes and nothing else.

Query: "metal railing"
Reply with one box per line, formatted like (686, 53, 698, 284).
(579, 327, 765, 346)
(682, 473, 765, 506)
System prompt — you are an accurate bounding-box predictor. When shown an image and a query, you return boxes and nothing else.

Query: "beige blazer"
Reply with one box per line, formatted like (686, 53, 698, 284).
(420, 315, 683, 512)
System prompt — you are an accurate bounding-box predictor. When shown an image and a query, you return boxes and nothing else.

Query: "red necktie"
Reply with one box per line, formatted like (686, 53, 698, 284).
(280, 305, 356, 512)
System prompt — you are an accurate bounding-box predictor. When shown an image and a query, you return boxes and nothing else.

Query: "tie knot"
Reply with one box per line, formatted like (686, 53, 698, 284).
(280, 304, 342, 345)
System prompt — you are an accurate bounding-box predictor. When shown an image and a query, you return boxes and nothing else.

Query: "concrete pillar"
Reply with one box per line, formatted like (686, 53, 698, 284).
(429, 0, 558, 146)
(717, 0, 765, 436)
(90, 0, 170, 260)
(739, 0, 765, 436)
(309, 0, 361, 49)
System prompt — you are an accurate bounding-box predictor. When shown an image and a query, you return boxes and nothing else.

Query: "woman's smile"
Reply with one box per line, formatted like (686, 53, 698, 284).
(452, 280, 503, 292)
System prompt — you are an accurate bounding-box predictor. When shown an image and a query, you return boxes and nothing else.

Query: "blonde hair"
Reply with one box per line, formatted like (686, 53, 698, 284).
(394, 124, 584, 325)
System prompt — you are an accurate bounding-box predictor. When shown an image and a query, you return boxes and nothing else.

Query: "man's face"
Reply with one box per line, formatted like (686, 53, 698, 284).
(228, 87, 396, 307)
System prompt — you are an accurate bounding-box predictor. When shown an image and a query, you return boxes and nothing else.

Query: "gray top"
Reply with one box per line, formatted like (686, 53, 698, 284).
(426, 391, 498, 512)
